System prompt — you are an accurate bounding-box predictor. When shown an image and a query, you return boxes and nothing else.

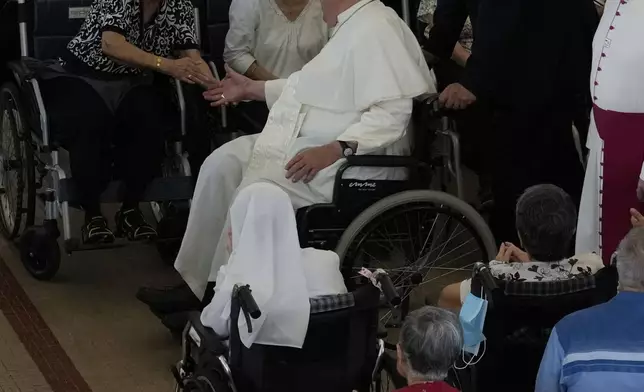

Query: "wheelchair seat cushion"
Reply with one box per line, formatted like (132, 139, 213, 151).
(503, 274, 597, 297)
(310, 293, 355, 314)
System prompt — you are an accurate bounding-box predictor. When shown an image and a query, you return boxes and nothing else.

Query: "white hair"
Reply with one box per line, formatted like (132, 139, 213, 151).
(616, 227, 644, 292)
(399, 306, 463, 382)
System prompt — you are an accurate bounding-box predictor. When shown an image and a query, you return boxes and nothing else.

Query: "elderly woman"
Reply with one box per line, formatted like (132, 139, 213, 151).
(224, 0, 327, 81)
(39, 0, 214, 243)
(395, 306, 462, 392)
(439, 184, 605, 310)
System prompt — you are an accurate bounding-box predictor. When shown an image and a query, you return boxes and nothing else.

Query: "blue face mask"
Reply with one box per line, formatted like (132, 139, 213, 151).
(459, 293, 488, 356)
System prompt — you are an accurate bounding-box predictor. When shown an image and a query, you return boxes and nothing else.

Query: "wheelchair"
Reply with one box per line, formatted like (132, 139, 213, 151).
(0, 0, 199, 280)
(454, 262, 618, 392)
(174, 270, 402, 392)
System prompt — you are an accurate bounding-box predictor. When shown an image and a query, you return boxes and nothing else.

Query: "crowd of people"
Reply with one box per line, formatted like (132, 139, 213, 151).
(23, 0, 644, 389)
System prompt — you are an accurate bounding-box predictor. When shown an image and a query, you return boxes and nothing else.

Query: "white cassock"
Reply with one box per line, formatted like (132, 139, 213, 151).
(176, 0, 436, 299)
(575, 0, 644, 264)
(200, 183, 347, 348)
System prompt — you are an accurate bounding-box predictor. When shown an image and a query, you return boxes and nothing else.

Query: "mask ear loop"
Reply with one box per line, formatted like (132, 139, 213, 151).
(454, 287, 488, 370)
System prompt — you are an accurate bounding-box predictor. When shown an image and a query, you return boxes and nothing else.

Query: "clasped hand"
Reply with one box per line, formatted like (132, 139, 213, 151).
(496, 242, 530, 263)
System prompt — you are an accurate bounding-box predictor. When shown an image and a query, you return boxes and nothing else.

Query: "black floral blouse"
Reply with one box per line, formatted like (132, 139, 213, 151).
(66, 0, 199, 75)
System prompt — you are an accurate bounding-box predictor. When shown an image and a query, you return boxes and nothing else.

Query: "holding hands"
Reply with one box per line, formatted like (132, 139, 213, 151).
(160, 57, 211, 85)
(203, 65, 251, 107)
(496, 242, 530, 263)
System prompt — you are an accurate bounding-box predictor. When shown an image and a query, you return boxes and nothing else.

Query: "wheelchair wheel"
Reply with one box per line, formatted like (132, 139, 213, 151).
(20, 226, 61, 281)
(0, 82, 36, 239)
(335, 190, 496, 325)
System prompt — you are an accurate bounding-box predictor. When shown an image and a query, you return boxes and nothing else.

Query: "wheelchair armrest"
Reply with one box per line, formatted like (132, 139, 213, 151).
(187, 311, 225, 351)
(7, 58, 46, 84)
(336, 155, 429, 181)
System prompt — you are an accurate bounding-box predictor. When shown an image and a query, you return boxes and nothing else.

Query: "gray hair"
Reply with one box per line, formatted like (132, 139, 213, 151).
(515, 184, 577, 261)
(399, 306, 463, 382)
(616, 227, 644, 292)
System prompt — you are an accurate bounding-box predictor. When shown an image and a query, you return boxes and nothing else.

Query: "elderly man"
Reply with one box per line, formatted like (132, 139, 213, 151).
(425, 0, 598, 244)
(536, 227, 644, 392)
(394, 307, 462, 392)
(138, 0, 434, 315)
(575, 0, 644, 265)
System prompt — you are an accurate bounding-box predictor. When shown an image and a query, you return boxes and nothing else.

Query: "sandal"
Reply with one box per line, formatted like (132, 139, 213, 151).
(116, 208, 158, 241)
(82, 216, 115, 244)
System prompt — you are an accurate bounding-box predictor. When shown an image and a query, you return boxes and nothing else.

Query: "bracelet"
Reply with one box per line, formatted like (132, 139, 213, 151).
(155, 56, 162, 69)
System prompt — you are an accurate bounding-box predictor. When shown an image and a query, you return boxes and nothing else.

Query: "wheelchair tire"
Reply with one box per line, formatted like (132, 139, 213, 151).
(335, 190, 496, 321)
(0, 82, 35, 239)
(20, 226, 61, 281)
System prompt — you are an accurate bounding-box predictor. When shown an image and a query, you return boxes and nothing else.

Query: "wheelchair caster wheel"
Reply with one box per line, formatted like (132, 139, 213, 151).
(20, 227, 61, 281)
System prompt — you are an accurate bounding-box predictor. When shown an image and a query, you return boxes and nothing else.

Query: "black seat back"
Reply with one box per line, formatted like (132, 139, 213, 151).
(32, 0, 92, 60)
(205, 0, 231, 77)
(469, 265, 618, 391)
(228, 285, 380, 392)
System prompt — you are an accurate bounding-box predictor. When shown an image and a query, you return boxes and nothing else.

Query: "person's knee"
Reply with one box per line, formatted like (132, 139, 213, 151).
(438, 282, 462, 311)
(199, 138, 249, 178)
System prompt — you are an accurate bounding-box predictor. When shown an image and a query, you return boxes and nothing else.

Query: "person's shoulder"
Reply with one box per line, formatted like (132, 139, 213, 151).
(555, 299, 610, 337)
(568, 252, 605, 274)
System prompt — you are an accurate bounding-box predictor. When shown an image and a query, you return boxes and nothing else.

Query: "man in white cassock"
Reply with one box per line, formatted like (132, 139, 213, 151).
(137, 0, 435, 316)
(575, 0, 644, 264)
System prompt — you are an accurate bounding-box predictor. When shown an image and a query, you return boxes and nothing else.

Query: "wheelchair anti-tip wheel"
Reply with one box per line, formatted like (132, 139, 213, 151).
(335, 190, 496, 327)
(20, 226, 61, 281)
(0, 82, 36, 239)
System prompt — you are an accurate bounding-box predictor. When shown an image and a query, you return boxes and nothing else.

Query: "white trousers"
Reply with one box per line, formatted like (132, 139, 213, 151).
(174, 135, 326, 299)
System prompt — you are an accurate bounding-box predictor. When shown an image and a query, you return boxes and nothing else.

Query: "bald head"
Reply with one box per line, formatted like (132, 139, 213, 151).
(321, 0, 360, 26)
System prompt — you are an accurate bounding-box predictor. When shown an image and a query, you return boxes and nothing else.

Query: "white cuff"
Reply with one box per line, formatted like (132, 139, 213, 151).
(640, 161, 644, 181)
(264, 79, 287, 110)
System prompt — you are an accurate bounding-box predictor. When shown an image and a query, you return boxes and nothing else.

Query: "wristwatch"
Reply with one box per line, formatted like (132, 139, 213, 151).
(338, 141, 355, 157)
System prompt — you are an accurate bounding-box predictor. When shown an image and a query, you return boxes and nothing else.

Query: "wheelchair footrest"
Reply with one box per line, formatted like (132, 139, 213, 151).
(58, 177, 195, 204)
(63, 237, 158, 254)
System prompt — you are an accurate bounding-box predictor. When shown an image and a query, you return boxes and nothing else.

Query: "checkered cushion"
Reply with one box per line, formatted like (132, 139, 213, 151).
(310, 293, 355, 314)
(504, 275, 597, 297)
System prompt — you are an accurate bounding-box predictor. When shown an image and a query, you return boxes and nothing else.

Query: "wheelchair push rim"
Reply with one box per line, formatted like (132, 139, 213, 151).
(335, 190, 496, 326)
(0, 82, 32, 239)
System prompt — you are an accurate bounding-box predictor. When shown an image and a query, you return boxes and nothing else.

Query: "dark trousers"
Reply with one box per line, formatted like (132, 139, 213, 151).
(41, 76, 172, 217)
(489, 108, 584, 244)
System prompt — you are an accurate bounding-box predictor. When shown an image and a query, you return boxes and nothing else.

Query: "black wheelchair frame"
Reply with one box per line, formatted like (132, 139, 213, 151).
(0, 0, 202, 279)
(174, 271, 401, 392)
(458, 262, 618, 392)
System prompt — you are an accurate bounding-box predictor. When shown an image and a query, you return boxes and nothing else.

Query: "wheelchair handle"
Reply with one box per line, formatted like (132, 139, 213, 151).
(237, 285, 262, 320)
(474, 262, 498, 291)
(375, 272, 401, 307)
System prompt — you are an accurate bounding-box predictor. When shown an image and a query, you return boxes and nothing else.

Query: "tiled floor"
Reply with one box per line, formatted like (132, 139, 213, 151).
(0, 205, 182, 392)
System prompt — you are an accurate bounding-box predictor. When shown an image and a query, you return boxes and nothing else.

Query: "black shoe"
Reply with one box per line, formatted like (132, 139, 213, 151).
(116, 208, 157, 241)
(81, 216, 115, 244)
(136, 282, 202, 314)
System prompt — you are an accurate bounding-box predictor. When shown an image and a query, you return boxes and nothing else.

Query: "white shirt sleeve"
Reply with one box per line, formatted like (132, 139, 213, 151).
(224, 0, 259, 75)
(640, 161, 644, 181)
(264, 79, 288, 110)
(337, 98, 413, 155)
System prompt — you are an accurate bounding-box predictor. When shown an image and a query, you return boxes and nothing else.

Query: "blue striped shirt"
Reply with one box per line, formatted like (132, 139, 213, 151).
(536, 292, 644, 392)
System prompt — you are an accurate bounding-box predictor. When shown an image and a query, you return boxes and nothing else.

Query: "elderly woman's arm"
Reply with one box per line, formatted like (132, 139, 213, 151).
(225, 0, 278, 81)
(101, 32, 202, 83)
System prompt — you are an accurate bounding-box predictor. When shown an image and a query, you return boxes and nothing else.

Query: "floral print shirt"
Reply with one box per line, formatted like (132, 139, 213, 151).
(417, 0, 473, 51)
(66, 0, 199, 75)
(490, 253, 604, 283)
